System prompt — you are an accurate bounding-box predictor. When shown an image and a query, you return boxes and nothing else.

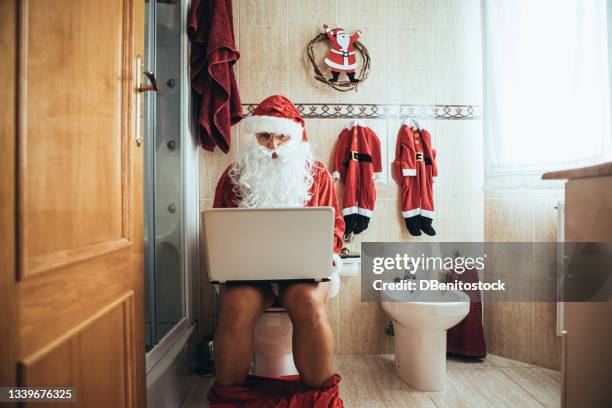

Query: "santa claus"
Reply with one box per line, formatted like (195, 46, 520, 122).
(212, 95, 344, 390)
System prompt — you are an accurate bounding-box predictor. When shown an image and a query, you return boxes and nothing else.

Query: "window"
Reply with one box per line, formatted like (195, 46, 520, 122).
(483, 0, 612, 189)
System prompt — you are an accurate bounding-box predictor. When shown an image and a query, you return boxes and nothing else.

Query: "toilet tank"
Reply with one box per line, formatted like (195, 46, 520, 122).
(340, 256, 360, 277)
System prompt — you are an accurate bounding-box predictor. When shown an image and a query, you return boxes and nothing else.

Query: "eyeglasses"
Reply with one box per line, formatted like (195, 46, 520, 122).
(256, 132, 291, 143)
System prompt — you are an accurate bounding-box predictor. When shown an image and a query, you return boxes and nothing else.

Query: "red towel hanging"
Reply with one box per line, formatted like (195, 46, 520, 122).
(446, 268, 487, 358)
(188, 0, 243, 153)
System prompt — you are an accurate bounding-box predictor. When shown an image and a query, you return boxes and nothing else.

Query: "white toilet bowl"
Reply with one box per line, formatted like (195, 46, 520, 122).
(252, 306, 298, 377)
(381, 289, 470, 391)
(250, 257, 347, 377)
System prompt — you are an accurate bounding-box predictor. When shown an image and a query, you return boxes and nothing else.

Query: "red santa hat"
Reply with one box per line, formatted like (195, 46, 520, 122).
(242, 95, 308, 141)
(323, 24, 345, 37)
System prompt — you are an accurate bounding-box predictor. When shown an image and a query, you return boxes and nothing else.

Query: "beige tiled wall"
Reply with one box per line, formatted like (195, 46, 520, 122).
(483, 191, 564, 370)
(199, 0, 485, 354)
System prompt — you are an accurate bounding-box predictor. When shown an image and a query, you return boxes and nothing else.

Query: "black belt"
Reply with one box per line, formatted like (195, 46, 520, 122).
(344, 151, 372, 166)
(415, 152, 433, 165)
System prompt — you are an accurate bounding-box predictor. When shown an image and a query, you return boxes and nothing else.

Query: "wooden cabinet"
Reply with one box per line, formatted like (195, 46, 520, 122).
(544, 163, 612, 408)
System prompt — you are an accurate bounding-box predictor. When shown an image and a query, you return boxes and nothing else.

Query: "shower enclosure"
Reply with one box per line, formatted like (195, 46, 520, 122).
(144, 0, 184, 353)
(143, 1, 200, 407)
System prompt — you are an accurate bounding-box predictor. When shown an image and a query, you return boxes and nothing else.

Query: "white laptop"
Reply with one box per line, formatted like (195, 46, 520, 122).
(202, 207, 335, 283)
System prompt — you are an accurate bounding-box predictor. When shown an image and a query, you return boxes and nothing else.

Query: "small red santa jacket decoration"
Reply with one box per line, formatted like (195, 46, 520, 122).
(393, 119, 438, 236)
(332, 121, 383, 238)
(322, 24, 361, 83)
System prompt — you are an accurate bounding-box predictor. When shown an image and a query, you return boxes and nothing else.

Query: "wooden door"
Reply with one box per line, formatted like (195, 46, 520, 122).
(1, 0, 146, 407)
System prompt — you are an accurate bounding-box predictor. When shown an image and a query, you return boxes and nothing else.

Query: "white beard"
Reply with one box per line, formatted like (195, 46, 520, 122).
(337, 33, 349, 50)
(229, 137, 315, 208)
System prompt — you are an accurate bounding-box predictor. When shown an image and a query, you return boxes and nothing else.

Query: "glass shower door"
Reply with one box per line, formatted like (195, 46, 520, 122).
(144, 0, 185, 352)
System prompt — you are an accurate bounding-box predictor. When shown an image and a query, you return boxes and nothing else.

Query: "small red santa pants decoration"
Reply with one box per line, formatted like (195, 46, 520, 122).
(393, 120, 438, 236)
(332, 121, 383, 237)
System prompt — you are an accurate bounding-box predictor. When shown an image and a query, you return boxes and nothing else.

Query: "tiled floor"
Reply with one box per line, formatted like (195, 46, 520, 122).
(181, 354, 561, 407)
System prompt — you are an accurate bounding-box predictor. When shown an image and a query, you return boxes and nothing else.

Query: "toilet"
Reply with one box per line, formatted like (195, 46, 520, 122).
(251, 256, 349, 377)
(252, 304, 298, 377)
(381, 288, 470, 391)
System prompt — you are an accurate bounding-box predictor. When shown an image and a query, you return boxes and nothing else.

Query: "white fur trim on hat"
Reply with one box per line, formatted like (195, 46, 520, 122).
(242, 115, 304, 140)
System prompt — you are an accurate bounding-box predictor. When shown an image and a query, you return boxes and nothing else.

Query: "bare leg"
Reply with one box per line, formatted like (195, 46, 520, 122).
(279, 282, 333, 387)
(214, 285, 274, 386)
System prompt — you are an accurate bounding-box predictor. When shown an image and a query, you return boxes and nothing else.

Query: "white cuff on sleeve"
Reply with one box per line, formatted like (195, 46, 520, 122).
(331, 171, 341, 181)
(402, 168, 417, 177)
(373, 172, 384, 182)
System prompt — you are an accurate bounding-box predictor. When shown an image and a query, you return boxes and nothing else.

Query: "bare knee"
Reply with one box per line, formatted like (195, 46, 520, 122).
(217, 286, 267, 333)
(280, 285, 328, 330)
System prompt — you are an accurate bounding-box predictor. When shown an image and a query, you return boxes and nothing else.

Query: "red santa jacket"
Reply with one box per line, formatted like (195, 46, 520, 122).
(323, 26, 361, 72)
(213, 161, 345, 253)
(332, 122, 382, 235)
(393, 122, 437, 220)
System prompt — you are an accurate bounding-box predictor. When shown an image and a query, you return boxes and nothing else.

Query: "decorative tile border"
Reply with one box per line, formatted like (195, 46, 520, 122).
(243, 103, 483, 120)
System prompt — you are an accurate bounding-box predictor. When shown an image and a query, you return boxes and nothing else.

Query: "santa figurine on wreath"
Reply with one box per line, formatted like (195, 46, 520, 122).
(322, 24, 361, 83)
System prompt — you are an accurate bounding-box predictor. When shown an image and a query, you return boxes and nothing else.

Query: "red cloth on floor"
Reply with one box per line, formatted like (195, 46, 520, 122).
(446, 268, 487, 358)
(188, 0, 242, 153)
(207, 374, 344, 407)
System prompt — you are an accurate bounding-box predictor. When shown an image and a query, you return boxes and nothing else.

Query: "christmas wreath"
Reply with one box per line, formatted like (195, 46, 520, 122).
(307, 30, 371, 92)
